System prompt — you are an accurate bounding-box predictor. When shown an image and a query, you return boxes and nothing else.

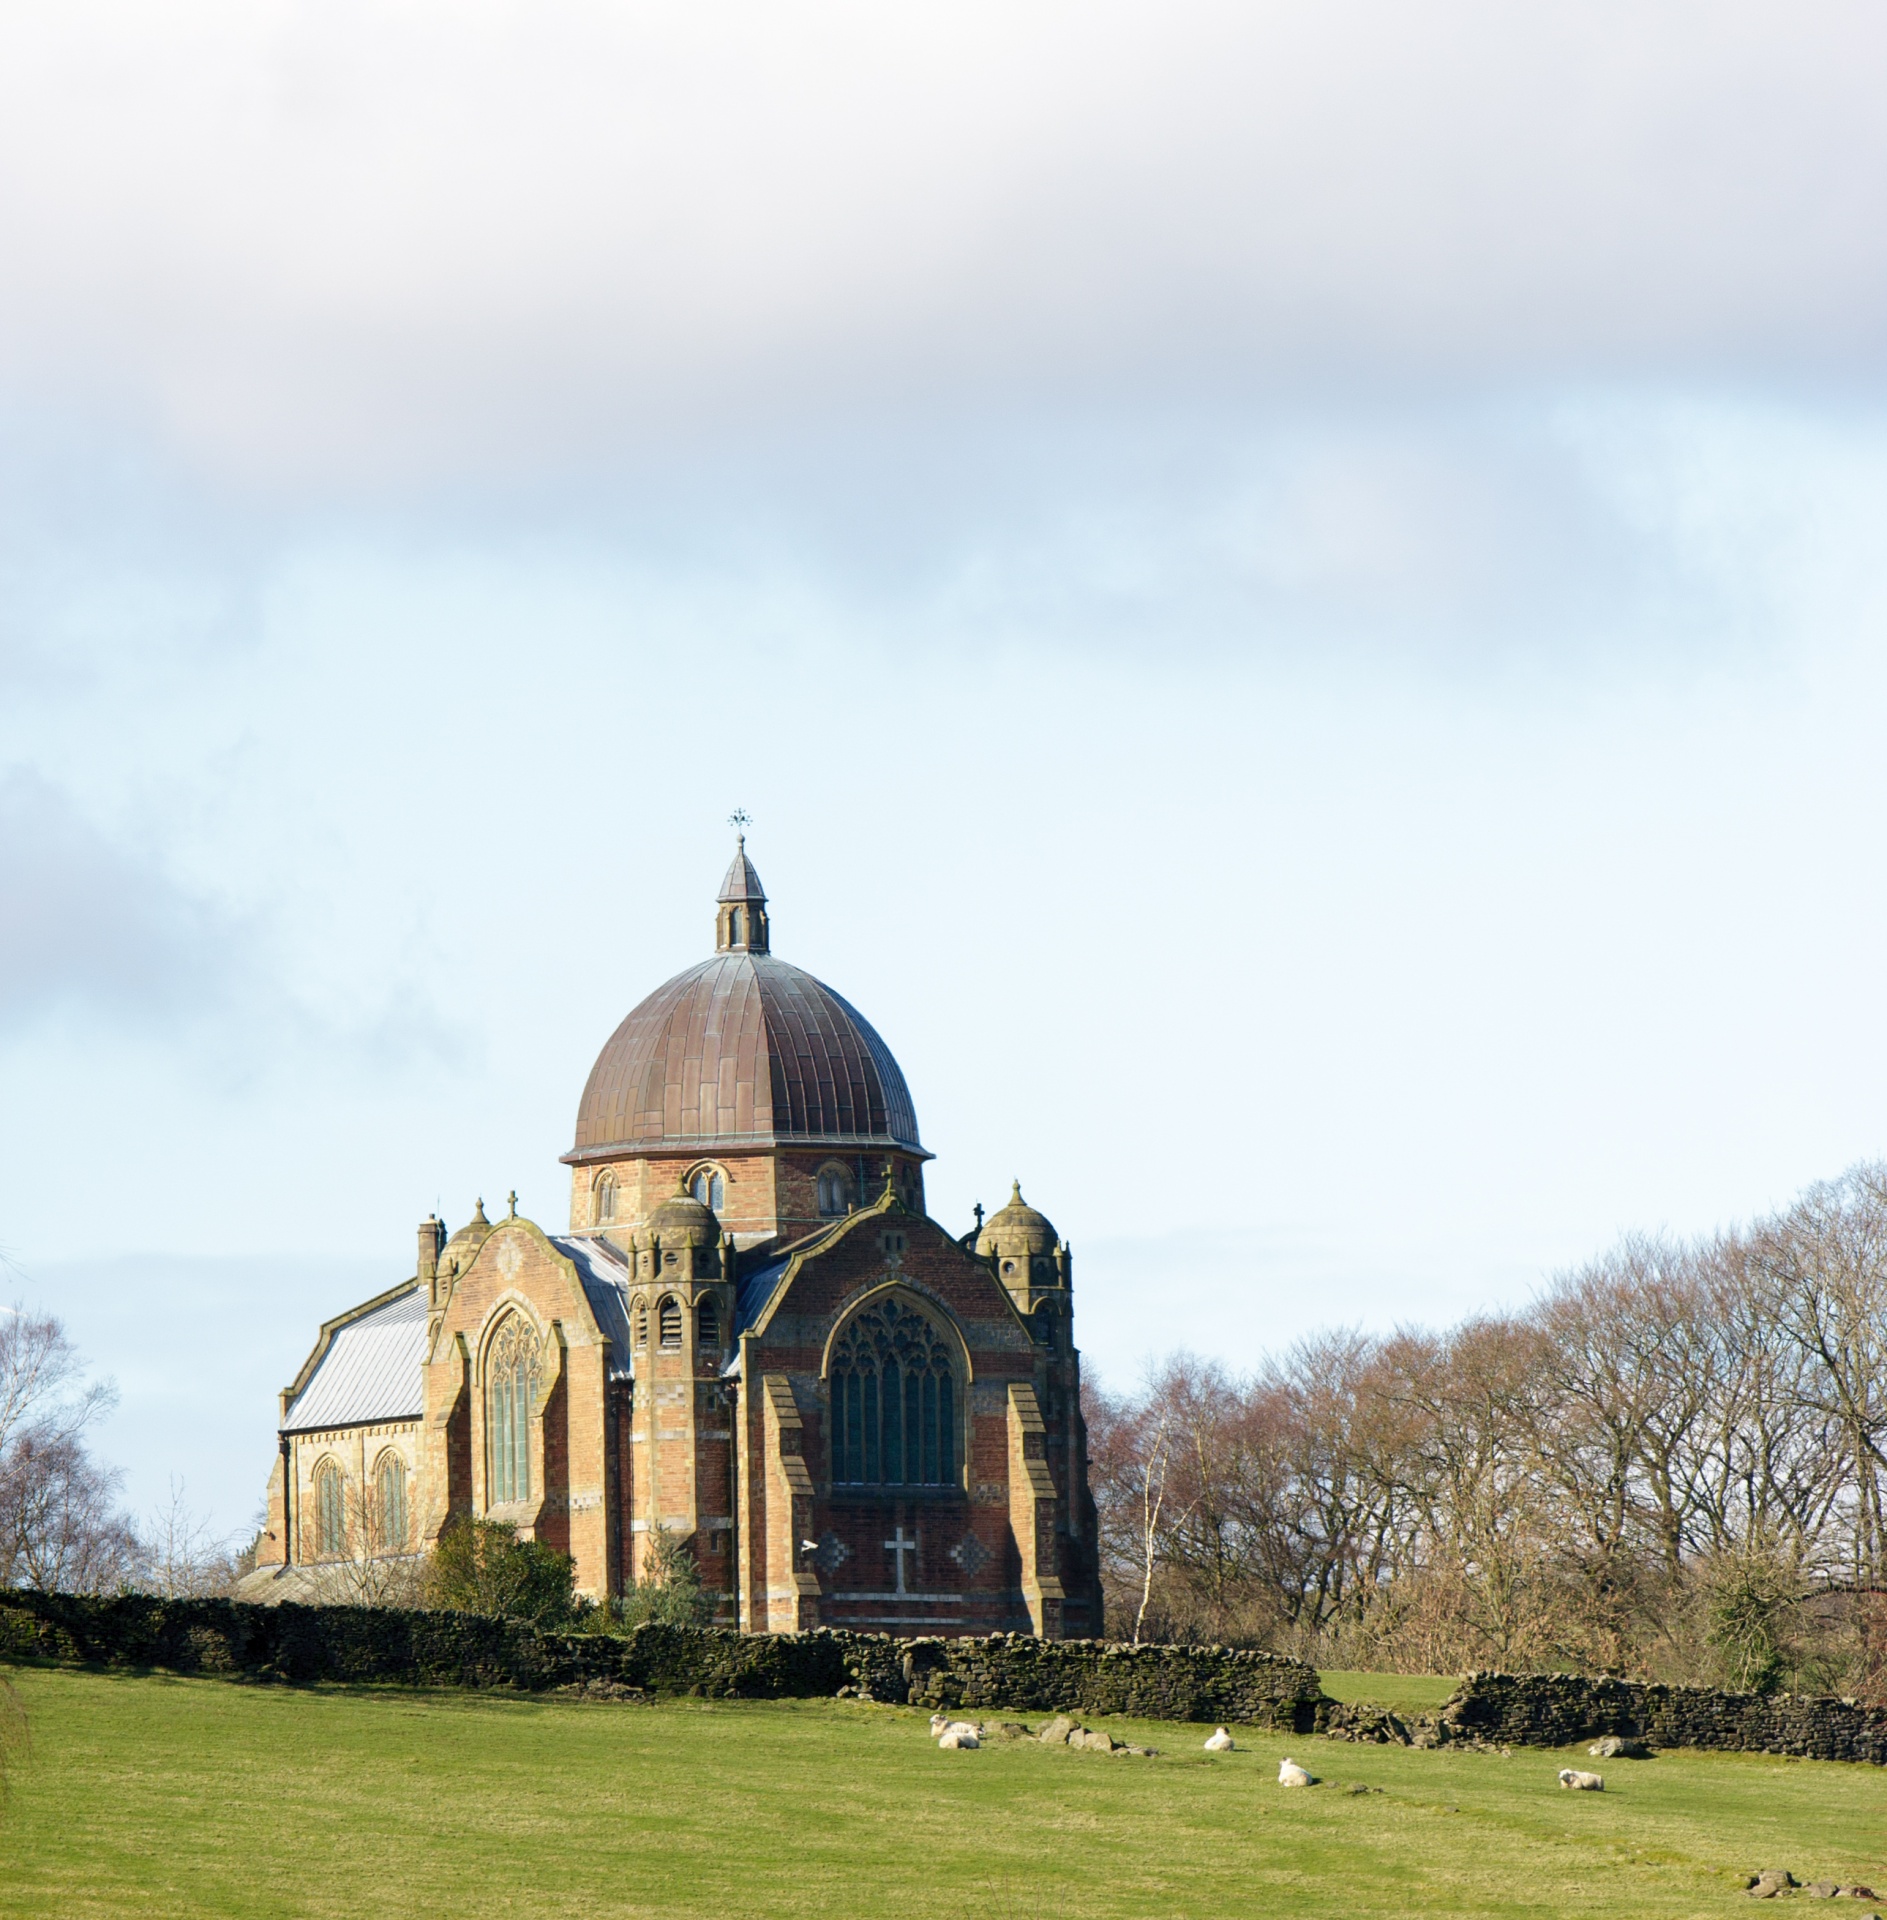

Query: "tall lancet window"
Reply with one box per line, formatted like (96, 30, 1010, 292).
(830, 1297, 959, 1488)
(486, 1315, 540, 1505)
(728, 906, 743, 946)
(375, 1452, 408, 1552)
(314, 1460, 345, 1557)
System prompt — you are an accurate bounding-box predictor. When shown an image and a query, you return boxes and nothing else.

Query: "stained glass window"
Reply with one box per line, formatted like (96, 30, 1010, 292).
(830, 1298, 958, 1488)
(315, 1460, 345, 1558)
(487, 1315, 540, 1505)
(375, 1453, 408, 1552)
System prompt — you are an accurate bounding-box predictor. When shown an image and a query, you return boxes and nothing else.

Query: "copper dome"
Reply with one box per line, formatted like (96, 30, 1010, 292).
(566, 852, 924, 1162)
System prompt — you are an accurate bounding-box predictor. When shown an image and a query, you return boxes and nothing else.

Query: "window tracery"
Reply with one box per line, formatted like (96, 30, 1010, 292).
(689, 1167, 725, 1212)
(374, 1451, 409, 1552)
(486, 1314, 541, 1505)
(314, 1459, 345, 1558)
(829, 1296, 959, 1488)
(817, 1165, 852, 1217)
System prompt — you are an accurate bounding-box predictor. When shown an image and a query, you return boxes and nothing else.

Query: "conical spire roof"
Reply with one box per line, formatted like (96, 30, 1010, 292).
(718, 837, 767, 906)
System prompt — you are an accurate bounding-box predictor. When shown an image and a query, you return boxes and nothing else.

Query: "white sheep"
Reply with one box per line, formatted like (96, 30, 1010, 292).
(938, 1725, 980, 1749)
(1278, 1758, 1314, 1787)
(1557, 1768, 1604, 1791)
(1203, 1727, 1236, 1751)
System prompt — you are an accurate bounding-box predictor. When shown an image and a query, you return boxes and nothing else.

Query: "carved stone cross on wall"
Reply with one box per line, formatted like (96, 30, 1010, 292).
(884, 1525, 917, 1595)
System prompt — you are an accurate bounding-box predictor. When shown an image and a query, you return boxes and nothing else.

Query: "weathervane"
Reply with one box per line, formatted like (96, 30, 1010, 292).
(728, 807, 752, 844)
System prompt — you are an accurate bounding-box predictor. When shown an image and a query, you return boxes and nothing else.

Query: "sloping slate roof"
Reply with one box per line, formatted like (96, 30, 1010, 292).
(550, 1234, 636, 1381)
(568, 952, 923, 1156)
(734, 1254, 790, 1337)
(284, 1286, 426, 1433)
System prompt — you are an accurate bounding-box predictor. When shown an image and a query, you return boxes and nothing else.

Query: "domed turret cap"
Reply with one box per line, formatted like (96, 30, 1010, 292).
(442, 1197, 494, 1266)
(638, 1184, 721, 1248)
(975, 1181, 1058, 1257)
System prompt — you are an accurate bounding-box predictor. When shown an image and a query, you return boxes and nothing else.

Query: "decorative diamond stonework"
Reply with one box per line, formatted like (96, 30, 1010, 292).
(949, 1534, 991, 1577)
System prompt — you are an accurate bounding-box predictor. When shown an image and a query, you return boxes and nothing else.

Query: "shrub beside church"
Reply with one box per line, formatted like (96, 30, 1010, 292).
(243, 842, 1102, 1638)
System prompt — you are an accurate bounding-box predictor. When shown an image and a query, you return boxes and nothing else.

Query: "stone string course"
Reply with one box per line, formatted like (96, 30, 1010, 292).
(1438, 1671, 1887, 1764)
(0, 1590, 1323, 1730)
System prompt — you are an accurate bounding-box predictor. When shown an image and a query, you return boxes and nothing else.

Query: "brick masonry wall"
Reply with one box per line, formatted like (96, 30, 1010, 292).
(1437, 1671, 1887, 1763)
(0, 1589, 1320, 1727)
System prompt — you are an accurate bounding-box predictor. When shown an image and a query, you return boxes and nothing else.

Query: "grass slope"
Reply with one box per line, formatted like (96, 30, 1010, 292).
(1317, 1670, 1464, 1717)
(2, 1665, 1885, 1918)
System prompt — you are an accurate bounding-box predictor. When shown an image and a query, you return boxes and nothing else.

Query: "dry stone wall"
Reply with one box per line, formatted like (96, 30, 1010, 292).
(0, 1590, 1322, 1729)
(1438, 1671, 1887, 1764)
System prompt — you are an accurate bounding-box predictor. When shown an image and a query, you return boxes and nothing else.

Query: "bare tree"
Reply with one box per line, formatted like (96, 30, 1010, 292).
(136, 1479, 241, 1599)
(0, 1305, 135, 1593)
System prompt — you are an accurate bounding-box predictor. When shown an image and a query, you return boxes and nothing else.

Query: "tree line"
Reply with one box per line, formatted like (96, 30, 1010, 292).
(1085, 1161, 1887, 1697)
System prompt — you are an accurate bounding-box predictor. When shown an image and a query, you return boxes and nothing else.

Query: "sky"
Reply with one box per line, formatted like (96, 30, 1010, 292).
(3, 1, 1887, 1541)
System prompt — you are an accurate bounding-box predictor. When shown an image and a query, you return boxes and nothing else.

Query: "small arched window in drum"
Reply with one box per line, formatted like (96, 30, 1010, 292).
(830, 1298, 958, 1488)
(658, 1296, 683, 1351)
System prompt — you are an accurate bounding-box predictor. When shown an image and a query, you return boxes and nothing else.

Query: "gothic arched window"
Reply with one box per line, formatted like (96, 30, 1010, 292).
(594, 1171, 617, 1224)
(314, 1459, 345, 1558)
(697, 1294, 720, 1348)
(658, 1296, 682, 1351)
(486, 1315, 540, 1505)
(691, 1167, 725, 1212)
(830, 1297, 959, 1488)
(727, 906, 743, 946)
(817, 1167, 851, 1217)
(375, 1452, 408, 1552)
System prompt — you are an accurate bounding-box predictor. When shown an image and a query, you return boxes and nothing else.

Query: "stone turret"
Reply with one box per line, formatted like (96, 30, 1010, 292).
(976, 1181, 1072, 1346)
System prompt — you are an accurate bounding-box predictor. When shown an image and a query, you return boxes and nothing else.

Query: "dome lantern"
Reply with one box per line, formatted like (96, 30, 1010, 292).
(716, 834, 769, 955)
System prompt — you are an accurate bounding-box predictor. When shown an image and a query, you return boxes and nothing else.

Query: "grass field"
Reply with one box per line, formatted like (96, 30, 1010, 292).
(3, 1665, 1885, 1919)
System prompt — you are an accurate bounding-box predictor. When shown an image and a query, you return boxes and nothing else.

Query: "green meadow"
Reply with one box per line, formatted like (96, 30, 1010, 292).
(2, 1663, 1883, 1919)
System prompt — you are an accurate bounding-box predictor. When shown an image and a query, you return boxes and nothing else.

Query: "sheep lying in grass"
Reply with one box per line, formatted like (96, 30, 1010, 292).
(1278, 1758, 1315, 1787)
(1558, 1768, 1604, 1791)
(928, 1714, 981, 1750)
(1203, 1727, 1235, 1751)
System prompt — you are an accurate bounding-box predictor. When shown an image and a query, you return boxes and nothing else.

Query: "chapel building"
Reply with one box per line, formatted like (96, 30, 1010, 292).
(243, 843, 1102, 1637)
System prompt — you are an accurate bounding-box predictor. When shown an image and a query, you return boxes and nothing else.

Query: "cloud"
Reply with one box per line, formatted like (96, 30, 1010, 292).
(0, 2, 1880, 485)
(0, 771, 230, 1031)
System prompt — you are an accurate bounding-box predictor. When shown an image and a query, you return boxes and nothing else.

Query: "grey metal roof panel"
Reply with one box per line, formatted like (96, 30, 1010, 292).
(283, 1285, 426, 1433)
(735, 1254, 790, 1335)
(551, 1234, 636, 1381)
